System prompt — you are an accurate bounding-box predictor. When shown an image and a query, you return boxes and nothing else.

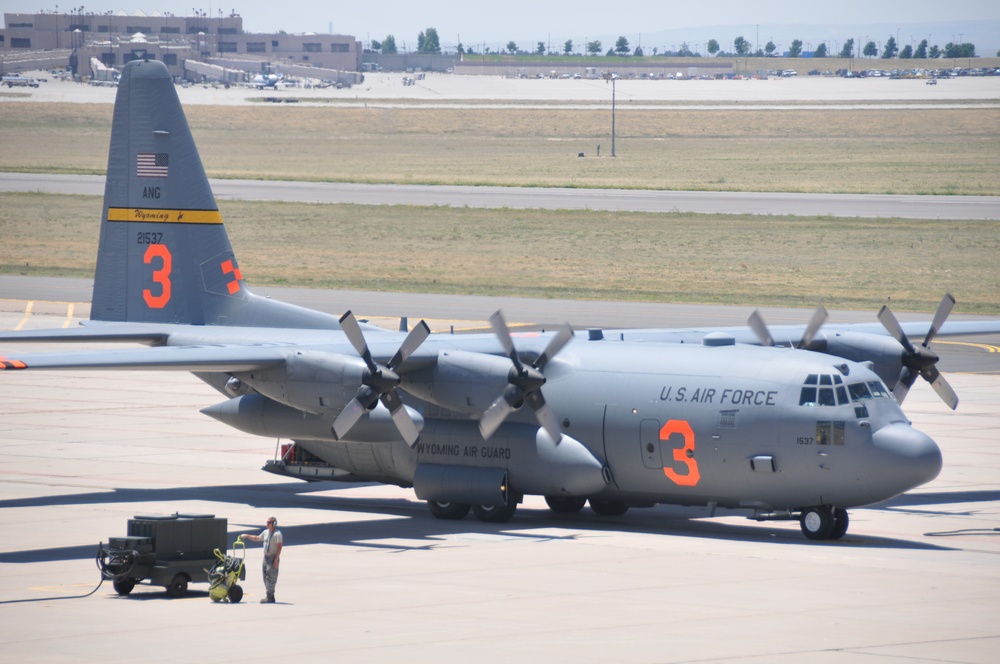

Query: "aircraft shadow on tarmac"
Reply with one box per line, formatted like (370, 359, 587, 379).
(4, 482, 997, 566)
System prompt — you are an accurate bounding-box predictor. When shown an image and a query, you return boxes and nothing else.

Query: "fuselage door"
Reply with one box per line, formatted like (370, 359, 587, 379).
(640, 418, 662, 469)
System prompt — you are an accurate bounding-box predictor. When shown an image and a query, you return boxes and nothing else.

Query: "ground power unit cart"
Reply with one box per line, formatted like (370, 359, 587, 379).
(97, 514, 244, 598)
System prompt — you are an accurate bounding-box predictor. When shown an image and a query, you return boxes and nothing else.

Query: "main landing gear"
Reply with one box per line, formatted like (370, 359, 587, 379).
(428, 494, 635, 523)
(426, 493, 521, 523)
(799, 505, 849, 540)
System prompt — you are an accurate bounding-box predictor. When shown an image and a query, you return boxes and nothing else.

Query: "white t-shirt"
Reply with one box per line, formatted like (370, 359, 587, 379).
(259, 528, 283, 558)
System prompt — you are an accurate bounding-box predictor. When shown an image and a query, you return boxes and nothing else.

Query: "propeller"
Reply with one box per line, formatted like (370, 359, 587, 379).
(877, 294, 958, 409)
(332, 311, 431, 445)
(478, 311, 574, 443)
(748, 304, 828, 349)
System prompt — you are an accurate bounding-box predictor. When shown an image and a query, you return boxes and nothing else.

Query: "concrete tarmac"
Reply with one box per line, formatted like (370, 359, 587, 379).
(2, 297, 999, 663)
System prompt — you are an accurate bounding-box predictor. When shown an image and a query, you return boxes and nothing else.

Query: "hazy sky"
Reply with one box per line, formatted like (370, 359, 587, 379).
(6, 1, 999, 51)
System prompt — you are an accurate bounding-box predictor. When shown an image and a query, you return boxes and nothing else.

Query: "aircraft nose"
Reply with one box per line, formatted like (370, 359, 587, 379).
(871, 423, 943, 492)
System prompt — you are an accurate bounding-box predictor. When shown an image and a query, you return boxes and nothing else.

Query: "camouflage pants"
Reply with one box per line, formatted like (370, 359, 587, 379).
(262, 556, 279, 597)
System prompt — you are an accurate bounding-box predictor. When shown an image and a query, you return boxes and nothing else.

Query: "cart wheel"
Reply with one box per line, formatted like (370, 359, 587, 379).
(113, 578, 135, 595)
(166, 573, 189, 598)
(228, 584, 243, 603)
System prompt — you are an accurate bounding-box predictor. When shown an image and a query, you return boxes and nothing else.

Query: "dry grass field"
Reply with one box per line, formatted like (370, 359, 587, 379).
(1, 103, 998, 194)
(2, 193, 997, 313)
(2, 93, 998, 312)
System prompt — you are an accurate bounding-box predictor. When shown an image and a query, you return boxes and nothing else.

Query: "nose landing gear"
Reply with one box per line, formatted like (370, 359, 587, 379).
(800, 505, 849, 540)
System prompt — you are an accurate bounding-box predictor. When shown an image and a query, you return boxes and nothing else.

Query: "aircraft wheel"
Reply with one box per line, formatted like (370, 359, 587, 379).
(545, 496, 587, 513)
(228, 584, 244, 603)
(427, 501, 471, 520)
(473, 501, 517, 523)
(113, 578, 135, 595)
(166, 573, 189, 598)
(800, 506, 835, 540)
(589, 498, 629, 516)
(829, 508, 849, 540)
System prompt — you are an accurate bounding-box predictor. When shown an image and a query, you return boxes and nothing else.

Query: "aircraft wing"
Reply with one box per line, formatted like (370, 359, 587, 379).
(604, 319, 1000, 345)
(0, 344, 289, 372)
(0, 323, 168, 345)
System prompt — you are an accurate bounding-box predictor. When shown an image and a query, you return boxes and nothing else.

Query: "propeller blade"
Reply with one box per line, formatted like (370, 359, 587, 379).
(388, 320, 430, 369)
(390, 406, 420, 446)
(382, 390, 420, 446)
(880, 296, 960, 409)
(489, 310, 524, 373)
(877, 304, 917, 355)
(331, 397, 367, 440)
(339, 311, 374, 370)
(747, 310, 774, 347)
(924, 293, 955, 347)
(535, 324, 574, 371)
(336, 312, 431, 444)
(891, 380, 910, 405)
(927, 371, 959, 410)
(525, 390, 562, 443)
(479, 395, 516, 440)
(479, 310, 571, 441)
(892, 367, 919, 404)
(797, 305, 828, 349)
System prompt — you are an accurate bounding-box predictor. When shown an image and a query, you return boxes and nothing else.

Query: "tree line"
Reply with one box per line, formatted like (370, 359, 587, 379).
(367, 28, 983, 60)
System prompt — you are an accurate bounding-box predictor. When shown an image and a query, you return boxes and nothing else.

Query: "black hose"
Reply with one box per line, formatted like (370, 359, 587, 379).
(0, 574, 104, 605)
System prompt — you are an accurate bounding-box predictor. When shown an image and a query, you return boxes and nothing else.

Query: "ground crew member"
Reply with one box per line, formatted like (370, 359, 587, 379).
(238, 516, 282, 603)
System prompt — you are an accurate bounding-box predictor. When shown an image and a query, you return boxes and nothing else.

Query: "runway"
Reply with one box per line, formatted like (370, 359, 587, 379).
(3, 172, 999, 220)
(1, 285, 999, 662)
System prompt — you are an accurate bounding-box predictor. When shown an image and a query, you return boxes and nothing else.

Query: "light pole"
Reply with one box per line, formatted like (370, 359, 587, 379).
(604, 73, 617, 157)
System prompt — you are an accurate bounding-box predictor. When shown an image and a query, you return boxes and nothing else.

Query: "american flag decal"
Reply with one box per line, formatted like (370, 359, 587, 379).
(137, 152, 169, 178)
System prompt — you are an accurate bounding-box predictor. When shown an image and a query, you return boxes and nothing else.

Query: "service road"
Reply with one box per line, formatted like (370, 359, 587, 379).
(2, 172, 999, 220)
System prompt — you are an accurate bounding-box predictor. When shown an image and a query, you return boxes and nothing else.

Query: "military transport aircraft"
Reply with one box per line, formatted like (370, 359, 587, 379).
(2, 59, 998, 541)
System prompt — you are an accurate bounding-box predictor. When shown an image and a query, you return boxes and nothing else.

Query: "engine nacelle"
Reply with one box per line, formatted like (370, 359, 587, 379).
(403, 349, 513, 415)
(822, 332, 904, 388)
(202, 392, 423, 443)
(236, 350, 365, 414)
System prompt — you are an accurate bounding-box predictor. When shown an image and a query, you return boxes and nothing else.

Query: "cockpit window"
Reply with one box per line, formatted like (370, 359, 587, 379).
(818, 386, 837, 406)
(848, 382, 873, 401)
(868, 381, 890, 398)
(801, 374, 865, 406)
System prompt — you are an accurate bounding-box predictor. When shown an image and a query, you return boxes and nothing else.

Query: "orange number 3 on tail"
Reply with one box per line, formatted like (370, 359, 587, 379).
(143, 243, 172, 308)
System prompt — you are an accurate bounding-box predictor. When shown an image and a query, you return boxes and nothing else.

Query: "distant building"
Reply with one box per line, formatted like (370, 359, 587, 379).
(0, 10, 361, 79)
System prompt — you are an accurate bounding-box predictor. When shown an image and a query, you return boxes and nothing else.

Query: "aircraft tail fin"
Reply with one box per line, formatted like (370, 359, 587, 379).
(91, 58, 335, 329)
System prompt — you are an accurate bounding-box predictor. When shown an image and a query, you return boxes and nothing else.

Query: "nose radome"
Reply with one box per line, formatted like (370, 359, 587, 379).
(872, 423, 943, 491)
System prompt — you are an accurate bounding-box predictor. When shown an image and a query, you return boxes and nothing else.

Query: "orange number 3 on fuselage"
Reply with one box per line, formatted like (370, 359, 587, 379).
(661, 419, 701, 486)
(142, 243, 172, 308)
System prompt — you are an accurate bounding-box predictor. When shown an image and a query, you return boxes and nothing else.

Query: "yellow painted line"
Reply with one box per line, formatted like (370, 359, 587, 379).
(28, 584, 96, 592)
(107, 207, 223, 224)
(936, 340, 1000, 353)
(14, 301, 33, 331)
(61, 303, 75, 329)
